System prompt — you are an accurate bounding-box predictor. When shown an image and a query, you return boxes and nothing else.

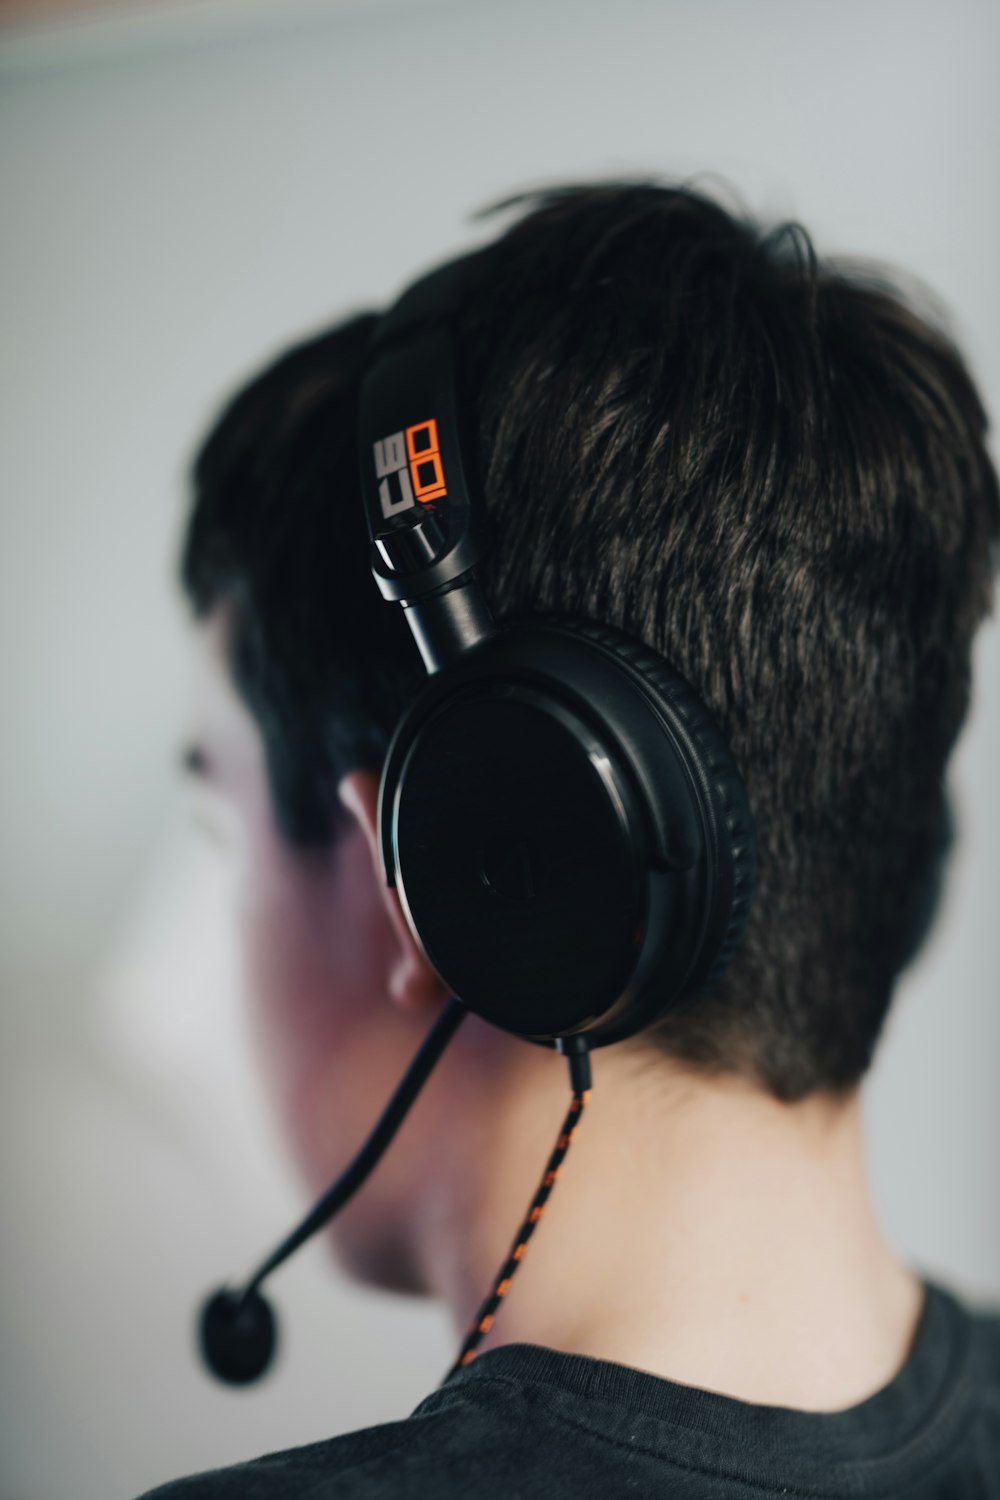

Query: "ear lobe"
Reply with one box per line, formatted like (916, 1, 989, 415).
(338, 770, 451, 1013)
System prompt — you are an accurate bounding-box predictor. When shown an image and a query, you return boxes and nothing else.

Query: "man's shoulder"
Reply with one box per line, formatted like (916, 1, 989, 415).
(971, 1296, 1000, 1382)
(139, 1376, 542, 1500)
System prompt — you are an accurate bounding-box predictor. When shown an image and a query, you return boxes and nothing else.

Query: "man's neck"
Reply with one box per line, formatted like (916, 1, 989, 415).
(422, 1046, 924, 1412)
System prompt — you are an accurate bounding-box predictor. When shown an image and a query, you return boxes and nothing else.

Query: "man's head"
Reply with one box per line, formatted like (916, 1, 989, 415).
(182, 182, 998, 1286)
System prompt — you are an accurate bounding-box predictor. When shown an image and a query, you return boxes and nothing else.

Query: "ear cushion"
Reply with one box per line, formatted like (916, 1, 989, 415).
(541, 615, 758, 995)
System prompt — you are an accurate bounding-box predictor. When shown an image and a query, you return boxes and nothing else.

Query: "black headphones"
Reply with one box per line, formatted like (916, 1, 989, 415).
(197, 253, 758, 1385)
(358, 255, 757, 1049)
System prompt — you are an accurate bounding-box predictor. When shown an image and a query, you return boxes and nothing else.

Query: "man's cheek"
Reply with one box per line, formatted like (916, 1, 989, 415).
(237, 875, 317, 1093)
(236, 867, 354, 1103)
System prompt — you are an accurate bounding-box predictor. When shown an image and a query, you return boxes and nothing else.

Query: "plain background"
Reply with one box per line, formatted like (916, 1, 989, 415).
(1, 1, 998, 1496)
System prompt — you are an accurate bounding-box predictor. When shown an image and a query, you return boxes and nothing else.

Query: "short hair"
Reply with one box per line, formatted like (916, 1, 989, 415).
(182, 181, 999, 1100)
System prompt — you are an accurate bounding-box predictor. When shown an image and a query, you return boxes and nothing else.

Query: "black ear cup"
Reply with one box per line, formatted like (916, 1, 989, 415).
(384, 680, 648, 1040)
(378, 615, 757, 1047)
(560, 617, 757, 995)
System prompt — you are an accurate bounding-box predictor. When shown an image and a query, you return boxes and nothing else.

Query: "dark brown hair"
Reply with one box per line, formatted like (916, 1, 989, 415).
(183, 182, 999, 1099)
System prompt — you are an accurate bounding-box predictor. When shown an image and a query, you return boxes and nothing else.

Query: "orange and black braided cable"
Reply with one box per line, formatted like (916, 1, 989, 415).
(445, 1062, 591, 1380)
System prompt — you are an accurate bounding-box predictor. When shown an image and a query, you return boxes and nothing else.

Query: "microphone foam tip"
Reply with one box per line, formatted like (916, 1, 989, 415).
(198, 1287, 278, 1386)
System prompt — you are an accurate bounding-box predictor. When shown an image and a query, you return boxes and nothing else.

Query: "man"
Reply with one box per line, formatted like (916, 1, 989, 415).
(150, 183, 1000, 1495)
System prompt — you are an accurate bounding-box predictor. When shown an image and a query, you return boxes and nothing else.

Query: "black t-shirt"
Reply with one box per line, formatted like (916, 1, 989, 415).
(144, 1282, 1000, 1497)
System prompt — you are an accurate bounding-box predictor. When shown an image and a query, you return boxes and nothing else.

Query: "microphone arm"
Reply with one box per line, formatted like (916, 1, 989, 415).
(199, 997, 467, 1385)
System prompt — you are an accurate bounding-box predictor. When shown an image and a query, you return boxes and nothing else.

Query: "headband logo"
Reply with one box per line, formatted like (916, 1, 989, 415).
(373, 419, 447, 519)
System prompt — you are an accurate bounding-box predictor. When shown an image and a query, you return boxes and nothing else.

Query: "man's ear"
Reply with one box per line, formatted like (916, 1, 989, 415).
(337, 769, 451, 1013)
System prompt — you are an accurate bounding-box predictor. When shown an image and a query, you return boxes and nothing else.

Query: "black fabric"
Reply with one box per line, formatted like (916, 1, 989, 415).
(143, 1281, 1000, 1498)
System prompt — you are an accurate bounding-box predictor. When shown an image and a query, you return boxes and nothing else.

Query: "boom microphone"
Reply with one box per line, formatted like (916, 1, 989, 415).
(197, 998, 467, 1385)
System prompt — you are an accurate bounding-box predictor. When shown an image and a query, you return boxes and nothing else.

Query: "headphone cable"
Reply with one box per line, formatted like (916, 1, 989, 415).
(444, 1039, 592, 1380)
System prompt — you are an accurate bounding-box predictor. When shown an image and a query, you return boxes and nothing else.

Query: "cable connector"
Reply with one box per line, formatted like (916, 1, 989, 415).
(557, 1034, 592, 1094)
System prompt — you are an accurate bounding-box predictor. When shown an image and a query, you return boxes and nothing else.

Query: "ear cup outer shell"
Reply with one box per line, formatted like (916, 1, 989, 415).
(378, 616, 757, 1046)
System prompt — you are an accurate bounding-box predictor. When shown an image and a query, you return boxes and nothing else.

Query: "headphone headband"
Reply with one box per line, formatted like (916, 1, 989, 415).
(359, 262, 483, 593)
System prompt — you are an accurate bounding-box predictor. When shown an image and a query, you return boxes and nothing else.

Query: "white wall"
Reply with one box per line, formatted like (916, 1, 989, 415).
(1, 1, 998, 1496)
